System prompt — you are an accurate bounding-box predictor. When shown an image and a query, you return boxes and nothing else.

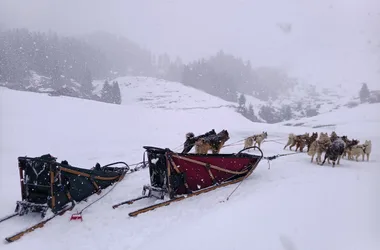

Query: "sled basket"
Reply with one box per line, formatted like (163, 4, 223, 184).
(143, 146, 263, 198)
(13, 154, 128, 217)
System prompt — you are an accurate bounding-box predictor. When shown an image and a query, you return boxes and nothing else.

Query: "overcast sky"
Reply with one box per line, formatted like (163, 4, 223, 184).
(1, 0, 379, 88)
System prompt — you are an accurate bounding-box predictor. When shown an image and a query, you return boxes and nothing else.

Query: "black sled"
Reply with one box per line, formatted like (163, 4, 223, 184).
(1, 154, 129, 243)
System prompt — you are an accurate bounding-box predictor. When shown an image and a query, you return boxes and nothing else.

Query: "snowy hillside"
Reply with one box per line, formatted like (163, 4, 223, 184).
(4, 71, 373, 124)
(0, 86, 379, 250)
(242, 81, 363, 121)
(94, 76, 371, 125)
(281, 102, 380, 138)
(94, 76, 237, 110)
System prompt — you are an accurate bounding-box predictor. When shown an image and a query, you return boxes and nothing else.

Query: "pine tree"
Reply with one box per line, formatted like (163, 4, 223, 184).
(247, 103, 255, 118)
(281, 105, 292, 120)
(101, 80, 111, 103)
(238, 93, 246, 107)
(51, 63, 64, 88)
(359, 83, 370, 103)
(259, 105, 280, 123)
(81, 67, 93, 95)
(112, 81, 121, 104)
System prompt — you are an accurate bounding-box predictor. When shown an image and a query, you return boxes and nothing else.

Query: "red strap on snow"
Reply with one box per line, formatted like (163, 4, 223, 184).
(70, 213, 83, 222)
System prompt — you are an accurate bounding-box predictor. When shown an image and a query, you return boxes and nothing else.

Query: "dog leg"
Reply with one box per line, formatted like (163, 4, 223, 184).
(243, 139, 250, 150)
(213, 145, 223, 154)
(285, 139, 293, 150)
(195, 145, 200, 154)
(289, 142, 296, 151)
(196, 147, 203, 154)
(316, 152, 321, 163)
(320, 155, 328, 166)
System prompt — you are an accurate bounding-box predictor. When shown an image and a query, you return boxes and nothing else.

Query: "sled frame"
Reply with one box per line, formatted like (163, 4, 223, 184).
(113, 146, 263, 215)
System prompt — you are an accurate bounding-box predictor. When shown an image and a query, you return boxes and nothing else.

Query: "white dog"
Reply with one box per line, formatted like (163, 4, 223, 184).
(349, 140, 372, 162)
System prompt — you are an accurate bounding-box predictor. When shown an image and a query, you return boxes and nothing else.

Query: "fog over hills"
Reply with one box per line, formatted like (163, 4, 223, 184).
(1, 0, 379, 88)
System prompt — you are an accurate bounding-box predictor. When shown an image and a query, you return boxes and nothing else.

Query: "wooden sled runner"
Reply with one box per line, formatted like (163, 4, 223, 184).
(112, 146, 263, 216)
(1, 154, 129, 243)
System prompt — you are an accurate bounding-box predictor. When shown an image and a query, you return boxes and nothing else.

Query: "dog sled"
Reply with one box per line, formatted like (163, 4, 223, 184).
(1, 154, 129, 243)
(112, 145, 263, 216)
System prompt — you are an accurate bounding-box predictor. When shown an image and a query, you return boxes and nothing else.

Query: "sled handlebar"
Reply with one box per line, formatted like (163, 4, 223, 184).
(102, 161, 130, 169)
(143, 146, 171, 154)
(236, 146, 264, 158)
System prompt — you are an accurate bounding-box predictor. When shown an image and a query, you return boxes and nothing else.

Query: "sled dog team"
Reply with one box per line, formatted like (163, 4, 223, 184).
(184, 129, 372, 167)
(284, 131, 372, 166)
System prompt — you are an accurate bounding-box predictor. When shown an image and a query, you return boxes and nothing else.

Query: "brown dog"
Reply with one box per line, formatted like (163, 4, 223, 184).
(308, 133, 331, 164)
(306, 132, 318, 152)
(195, 130, 230, 154)
(308, 140, 323, 163)
(289, 133, 309, 152)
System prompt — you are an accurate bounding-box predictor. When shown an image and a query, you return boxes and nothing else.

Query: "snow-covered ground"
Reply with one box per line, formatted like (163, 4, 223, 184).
(95, 76, 361, 120)
(280, 102, 380, 138)
(95, 76, 237, 110)
(0, 83, 379, 250)
(242, 81, 361, 120)
(4, 73, 369, 123)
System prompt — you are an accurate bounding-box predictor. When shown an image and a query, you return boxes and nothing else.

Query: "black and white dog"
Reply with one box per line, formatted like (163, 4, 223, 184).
(320, 138, 346, 167)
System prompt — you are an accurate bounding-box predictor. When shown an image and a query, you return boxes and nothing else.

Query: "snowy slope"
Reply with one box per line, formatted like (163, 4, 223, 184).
(281, 103, 380, 139)
(242, 81, 362, 121)
(97, 76, 360, 120)
(95, 76, 238, 110)
(4, 72, 368, 123)
(0, 85, 379, 250)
